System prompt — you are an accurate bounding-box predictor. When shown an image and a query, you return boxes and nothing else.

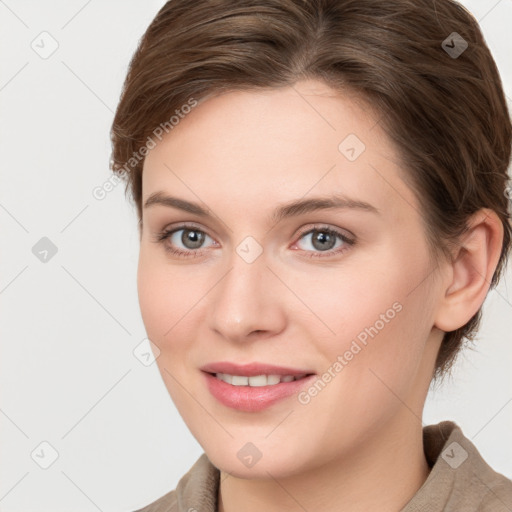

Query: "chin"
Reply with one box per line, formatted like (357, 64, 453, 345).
(203, 439, 313, 480)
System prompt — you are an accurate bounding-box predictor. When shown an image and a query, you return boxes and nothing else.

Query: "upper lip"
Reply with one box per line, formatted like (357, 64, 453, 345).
(200, 361, 315, 377)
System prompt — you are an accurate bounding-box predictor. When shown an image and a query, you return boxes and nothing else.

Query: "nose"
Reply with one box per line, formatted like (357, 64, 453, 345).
(207, 249, 287, 344)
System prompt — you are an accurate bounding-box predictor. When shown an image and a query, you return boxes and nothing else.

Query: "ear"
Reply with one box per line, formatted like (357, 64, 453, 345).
(434, 208, 504, 332)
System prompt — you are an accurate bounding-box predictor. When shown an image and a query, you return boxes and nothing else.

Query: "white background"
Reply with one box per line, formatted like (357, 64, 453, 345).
(0, 1, 511, 511)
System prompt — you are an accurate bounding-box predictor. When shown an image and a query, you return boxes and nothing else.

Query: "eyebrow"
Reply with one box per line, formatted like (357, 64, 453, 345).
(143, 191, 379, 223)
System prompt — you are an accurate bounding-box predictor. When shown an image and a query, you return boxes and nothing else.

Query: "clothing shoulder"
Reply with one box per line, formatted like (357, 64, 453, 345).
(454, 425, 512, 512)
(477, 478, 512, 511)
(403, 420, 512, 512)
(133, 453, 219, 512)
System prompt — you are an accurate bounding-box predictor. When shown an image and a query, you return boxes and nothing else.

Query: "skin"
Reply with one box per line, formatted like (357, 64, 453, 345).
(137, 79, 503, 512)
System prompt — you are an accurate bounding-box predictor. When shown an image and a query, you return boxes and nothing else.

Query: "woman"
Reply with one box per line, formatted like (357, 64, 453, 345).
(110, 0, 512, 510)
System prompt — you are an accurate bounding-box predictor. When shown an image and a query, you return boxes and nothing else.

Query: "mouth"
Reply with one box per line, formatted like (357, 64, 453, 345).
(200, 361, 314, 378)
(211, 372, 310, 386)
(200, 362, 316, 412)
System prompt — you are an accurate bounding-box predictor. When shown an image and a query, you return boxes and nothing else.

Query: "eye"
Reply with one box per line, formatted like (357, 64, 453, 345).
(292, 225, 355, 258)
(154, 223, 216, 258)
(153, 223, 355, 259)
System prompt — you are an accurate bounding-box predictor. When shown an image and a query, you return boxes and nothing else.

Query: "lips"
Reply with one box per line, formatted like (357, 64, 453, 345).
(200, 361, 316, 412)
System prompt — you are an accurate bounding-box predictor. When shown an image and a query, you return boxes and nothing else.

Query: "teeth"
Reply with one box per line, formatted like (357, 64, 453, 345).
(266, 375, 280, 385)
(215, 373, 304, 386)
(248, 375, 267, 387)
(231, 375, 248, 386)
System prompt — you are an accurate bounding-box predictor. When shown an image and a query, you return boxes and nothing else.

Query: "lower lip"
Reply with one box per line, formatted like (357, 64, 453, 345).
(203, 372, 316, 412)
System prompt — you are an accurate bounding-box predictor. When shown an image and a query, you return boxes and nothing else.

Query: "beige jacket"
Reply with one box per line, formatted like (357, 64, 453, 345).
(135, 421, 512, 511)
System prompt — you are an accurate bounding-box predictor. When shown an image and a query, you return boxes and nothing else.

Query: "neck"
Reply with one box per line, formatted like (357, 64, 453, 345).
(218, 413, 430, 512)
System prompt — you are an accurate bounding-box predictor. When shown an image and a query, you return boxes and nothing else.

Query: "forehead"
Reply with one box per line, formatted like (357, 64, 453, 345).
(141, 80, 419, 223)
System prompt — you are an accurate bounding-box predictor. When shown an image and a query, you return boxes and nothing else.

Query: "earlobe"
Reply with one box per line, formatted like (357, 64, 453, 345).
(434, 208, 504, 333)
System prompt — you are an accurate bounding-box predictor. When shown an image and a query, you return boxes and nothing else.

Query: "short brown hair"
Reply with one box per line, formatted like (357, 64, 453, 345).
(110, 0, 512, 382)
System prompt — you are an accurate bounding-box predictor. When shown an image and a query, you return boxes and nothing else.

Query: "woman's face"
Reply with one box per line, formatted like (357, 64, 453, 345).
(138, 79, 445, 478)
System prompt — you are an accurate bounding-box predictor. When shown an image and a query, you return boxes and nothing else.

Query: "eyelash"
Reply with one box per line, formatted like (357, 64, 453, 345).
(153, 222, 355, 259)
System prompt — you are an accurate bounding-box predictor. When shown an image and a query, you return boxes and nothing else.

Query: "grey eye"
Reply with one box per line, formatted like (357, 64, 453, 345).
(171, 228, 209, 250)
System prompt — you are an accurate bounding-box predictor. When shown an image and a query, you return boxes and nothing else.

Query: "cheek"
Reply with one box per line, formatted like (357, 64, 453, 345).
(303, 244, 434, 378)
(296, 293, 432, 448)
(137, 251, 201, 403)
(137, 248, 196, 342)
